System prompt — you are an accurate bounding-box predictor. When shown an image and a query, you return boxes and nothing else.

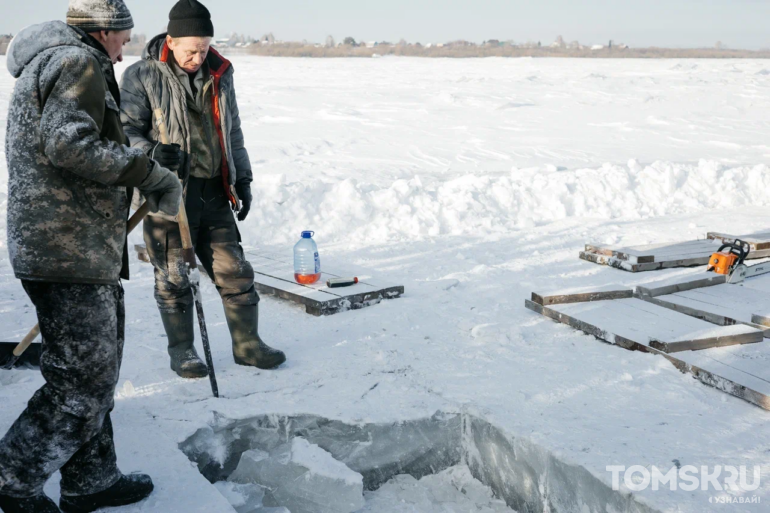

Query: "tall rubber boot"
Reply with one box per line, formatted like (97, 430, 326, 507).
(60, 474, 154, 513)
(224, 304, 286, 369)
(159, 307, 209, 379)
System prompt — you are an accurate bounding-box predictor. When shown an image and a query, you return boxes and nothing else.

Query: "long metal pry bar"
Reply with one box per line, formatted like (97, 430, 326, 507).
(154, 109, 219, 398)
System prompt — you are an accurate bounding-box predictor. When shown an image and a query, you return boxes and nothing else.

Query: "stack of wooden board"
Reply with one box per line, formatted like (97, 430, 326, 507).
(525, 272, 770, 410)
(580, 231, 770, 272)
(246, 252, 404, 316)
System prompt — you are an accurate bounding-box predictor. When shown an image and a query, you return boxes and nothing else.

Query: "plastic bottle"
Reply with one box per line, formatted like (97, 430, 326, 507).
(294, 231, 321, 284)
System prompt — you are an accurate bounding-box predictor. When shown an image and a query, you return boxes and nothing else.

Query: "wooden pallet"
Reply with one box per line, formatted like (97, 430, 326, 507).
(525, 285, 770, 410)
(580, 231, 770, 272)
(636, 273, 770, 336)
(246, 252, 404, 316)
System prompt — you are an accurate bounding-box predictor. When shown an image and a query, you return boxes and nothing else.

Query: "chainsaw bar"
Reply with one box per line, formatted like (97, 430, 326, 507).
(728, 261, 770, 284)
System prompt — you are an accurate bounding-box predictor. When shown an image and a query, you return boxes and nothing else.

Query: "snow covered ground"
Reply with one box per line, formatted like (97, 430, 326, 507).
(2, 56, 770, 512)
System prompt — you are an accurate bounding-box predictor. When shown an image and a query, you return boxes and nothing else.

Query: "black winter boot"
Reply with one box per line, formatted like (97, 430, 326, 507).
(224, 304, 286, 369)
(159, 307, 208, 379)
(0, 493, 61, 512)
(59, 473, 153, 513)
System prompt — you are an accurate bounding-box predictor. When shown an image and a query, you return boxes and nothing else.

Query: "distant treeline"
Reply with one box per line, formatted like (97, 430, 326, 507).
(246, 44, 770, 59)
(5, 35, 768, 59)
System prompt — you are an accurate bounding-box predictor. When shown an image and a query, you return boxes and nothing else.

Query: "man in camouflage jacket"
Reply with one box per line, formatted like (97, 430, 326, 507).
(0, 1, 182, 511)
(120, 0, 286, 379)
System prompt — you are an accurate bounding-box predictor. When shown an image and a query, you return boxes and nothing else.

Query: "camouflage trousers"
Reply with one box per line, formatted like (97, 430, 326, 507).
(143, 176, 258, 312)
(0, 282, 124, 498)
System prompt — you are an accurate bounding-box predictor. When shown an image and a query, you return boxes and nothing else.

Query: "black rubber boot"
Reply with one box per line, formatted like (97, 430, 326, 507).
(0, 494, 61, 513)
(225, 304, 286, 369)
(159, 307, 208, 379)
(59, 474, 153, 513)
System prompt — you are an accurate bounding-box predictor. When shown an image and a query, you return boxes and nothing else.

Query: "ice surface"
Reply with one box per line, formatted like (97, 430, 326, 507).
(289, 437, 364, 485)
(214, 481, 267, 513)
(229, 440, 365, 513)
(181, 413, 462, 490)
(362, 465, 515, 513)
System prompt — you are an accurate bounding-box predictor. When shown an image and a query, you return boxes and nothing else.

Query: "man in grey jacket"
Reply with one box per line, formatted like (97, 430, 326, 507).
(0, 1, 182, 512)
(120, 0, 286, 379)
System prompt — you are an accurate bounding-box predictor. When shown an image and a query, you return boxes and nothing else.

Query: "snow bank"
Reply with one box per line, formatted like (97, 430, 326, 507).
(242, 159, 770, 245)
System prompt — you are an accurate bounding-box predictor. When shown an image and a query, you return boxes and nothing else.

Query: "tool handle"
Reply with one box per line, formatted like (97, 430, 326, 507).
(153, 109, 197, 268)
(717, 239, 750, 266)
(127, 201, 152, 233)
(13, 324, 41, 357)
(11, 202, 152, 361)
(153, 108, 171, 145)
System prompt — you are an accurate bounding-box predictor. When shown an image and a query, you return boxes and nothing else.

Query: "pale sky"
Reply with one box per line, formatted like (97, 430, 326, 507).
(2, 0, 769, 49)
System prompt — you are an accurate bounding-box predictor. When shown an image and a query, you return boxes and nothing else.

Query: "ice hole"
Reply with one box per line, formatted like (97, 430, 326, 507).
(180, 412, 659, 513)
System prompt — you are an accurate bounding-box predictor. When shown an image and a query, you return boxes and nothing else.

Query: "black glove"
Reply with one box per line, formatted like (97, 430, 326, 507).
(235, 182, 252, 222)
(150, 142, 182, 173)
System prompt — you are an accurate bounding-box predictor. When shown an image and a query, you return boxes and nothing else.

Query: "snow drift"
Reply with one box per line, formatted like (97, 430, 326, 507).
(241, 160, 770, 245)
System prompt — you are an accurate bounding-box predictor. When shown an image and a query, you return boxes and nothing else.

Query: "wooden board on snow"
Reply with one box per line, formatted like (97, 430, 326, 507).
(526, 298, 763, 353)
(246, 252, 404, 316)
(581, 231, 770, 272)
(525, 298, 770, 410)
(707, 231, 770, 252)
(531, 284, 633, 306)
(636, 273, 770, 336)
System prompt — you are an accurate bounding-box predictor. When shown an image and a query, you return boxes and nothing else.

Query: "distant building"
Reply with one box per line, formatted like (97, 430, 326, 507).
(260, 33, 276, 46)
(0, 35, 12, 55)
(591, 44, 605, 51)
(551, 35, 566, 49)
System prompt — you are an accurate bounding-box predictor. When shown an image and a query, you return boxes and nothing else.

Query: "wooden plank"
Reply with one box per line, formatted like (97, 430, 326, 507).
(636, 274, 770, 332)
(586, 240, 716, 263)
(707, 232, 770, 251)
(548, 299, 763, 353)
(635, 275, 726, 299)
(524, 299, 770, 410)
(582, 233, 770, 272)
(686, 283, 770, 310)
(649, 325, 764, 353)
(531, 288, 633, 306)
(524, 300, 640, 351)
(641, 295, 755, 333)
(246, 252, 404, 316)
(579, 251, 637, 272)
(134, 244, 150, 263)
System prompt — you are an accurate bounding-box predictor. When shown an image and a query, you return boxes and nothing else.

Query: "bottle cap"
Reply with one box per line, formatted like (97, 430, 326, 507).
(301, 231, 315, 239)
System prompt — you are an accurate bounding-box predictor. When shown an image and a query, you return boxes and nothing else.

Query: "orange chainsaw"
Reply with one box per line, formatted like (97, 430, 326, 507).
(707, 239, 768, 284)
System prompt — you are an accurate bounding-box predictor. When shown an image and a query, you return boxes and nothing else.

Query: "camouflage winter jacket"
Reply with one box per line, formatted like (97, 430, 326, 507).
(120, 34, 252, 210)
(5, 22, 150, 284)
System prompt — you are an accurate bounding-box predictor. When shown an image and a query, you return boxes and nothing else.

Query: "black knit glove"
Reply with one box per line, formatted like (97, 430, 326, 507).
(150, 142, 182, 173)
(235, 182, 252, 222)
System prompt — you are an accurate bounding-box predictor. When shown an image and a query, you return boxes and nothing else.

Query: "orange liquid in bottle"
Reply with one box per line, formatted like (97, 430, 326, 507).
(295, 273, 321, 285)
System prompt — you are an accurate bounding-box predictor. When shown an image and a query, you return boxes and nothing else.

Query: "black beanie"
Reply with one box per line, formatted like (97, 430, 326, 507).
(168, 0, 214, 38)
